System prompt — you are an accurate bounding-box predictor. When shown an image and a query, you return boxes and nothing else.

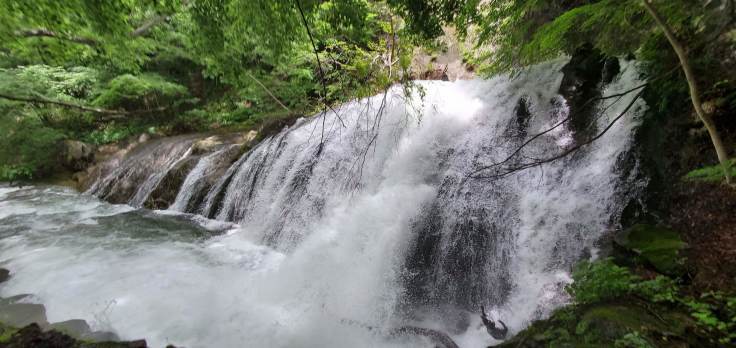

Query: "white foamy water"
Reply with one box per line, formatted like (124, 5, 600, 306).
(0, 60, 646, 347)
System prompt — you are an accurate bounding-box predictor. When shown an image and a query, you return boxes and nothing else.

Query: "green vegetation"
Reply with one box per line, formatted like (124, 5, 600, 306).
(0, 322, 18, 343)
(0, 0, 423, 181)
(391, 0, 736, 184)
(501, 224, 736, 347)
(685, 159, 736, 182)
(1, 1, 734, 183)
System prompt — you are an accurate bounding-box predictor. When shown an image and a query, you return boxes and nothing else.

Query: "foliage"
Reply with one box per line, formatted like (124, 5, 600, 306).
(567, 257, 736, 345)
(0, 103, 65, 181)
(186, 0, 417, 114)
(0, 1, 430, 181)
(614, 331, 654, 348)
(682, 292, 736, 345)
(567, 258, 638, 304)
(632, 276, 679, 303)
(390, 0, 724, 75)
(93, 73, 189, 110)
(685, 158, 736, 182)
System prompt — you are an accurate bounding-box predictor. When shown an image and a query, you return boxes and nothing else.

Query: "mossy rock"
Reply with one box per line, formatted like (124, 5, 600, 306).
(0, 322, 19, 343)
(498, 302, 697, 348)
(615, 224, 687, 276)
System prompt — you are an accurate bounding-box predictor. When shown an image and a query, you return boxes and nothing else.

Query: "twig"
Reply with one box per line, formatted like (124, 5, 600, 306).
(470, 90, 644, 180)
(467, 64, 680, 179)
(295, 0, 342, 146)
(246, 71, 291, 113)
(0, 93, 167, 118)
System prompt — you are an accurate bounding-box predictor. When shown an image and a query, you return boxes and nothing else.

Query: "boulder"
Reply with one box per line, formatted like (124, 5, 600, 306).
(48, 319, 91, 339)
(615, 224, 688, 276)
(0, 303, 49, 328)
(4, 323, 76, 348)
(144, 156, 199, 210)
(61, 140, 95, 171)
(0, 268, 9, 283)
(82, 330, 121, 342)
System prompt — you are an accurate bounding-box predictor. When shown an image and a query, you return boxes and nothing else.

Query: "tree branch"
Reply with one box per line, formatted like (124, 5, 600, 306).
(0, 93, 168, 119)
(643, 0, 732, 185)
(130, 15, 169, 37)
(16, 13, 173, 47)
(246, 72, 291, 113)
(15, 29, 98, 46)
(469, 90, 644, 180)
(295, 0, 345, 148)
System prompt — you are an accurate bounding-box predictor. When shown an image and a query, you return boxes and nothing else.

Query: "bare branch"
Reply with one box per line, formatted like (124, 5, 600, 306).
(469, 90, 644, 180)
(246, 72, 291, 113)
(294, 0, 345, 147)
(0, 93, 168, 119)
(16, 13, 173, 47)
(16, 29, 98, 46)
(130, 15, 169, 37)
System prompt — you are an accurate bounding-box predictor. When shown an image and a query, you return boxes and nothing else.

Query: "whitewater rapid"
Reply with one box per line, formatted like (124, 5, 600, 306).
(0, 59, 646, 347)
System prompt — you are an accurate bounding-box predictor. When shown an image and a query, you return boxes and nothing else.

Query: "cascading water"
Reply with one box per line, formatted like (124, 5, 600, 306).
(86, 135, 201, 207)
(0, 59, 646, 347)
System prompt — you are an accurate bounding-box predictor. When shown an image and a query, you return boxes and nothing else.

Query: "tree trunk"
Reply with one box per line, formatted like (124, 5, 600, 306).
(643, 0, 732, 185)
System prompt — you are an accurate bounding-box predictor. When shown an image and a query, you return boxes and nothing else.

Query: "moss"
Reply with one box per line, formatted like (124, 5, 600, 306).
(498, 301, 696, 348)
(684, 159, 736, 182)
(0, 322, 19, 343)
(616, 224, 687, 276)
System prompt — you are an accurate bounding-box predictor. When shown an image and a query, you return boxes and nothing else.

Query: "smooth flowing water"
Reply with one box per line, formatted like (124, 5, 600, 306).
(0, 60, 646, 347)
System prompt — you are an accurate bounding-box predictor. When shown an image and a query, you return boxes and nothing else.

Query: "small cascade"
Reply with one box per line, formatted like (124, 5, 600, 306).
(170, 144, 242, 212)
(86, 135, 200, 207)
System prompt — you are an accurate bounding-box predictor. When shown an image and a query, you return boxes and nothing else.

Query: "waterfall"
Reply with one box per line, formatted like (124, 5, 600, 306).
(170, 144, 242, 212)
(86, 135, 200, 207)
(1, 59, 646, 347)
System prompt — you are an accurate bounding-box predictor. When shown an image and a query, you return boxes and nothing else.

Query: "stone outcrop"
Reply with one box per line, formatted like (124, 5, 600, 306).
(61, 140, 95, 172)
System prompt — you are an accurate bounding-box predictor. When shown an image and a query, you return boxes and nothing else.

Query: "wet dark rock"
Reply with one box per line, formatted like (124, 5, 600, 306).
(0, 268, 9, 283)
(601, 57, 620, 85)
(3, 323, 76, 348)
(558, 45, 606, 141)
(0, 322, 146, 347)
(47, 320, 91, 339)
(256, 114, 302, 142)
(514, 96, 533, 138)
(144, 156, 199, 210)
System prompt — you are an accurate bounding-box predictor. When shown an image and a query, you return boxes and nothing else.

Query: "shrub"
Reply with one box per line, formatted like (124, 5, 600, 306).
(684, 159, 736, 182)
(632, 276, 679, 303)
(0, 106, 64, 181)
(567, 258, 638, 304)
(93, 73, 189, 110)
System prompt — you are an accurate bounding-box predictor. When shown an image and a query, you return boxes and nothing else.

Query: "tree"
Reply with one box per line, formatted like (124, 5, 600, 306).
(391, 0, 735, 184)
(642, 0, 731, 185)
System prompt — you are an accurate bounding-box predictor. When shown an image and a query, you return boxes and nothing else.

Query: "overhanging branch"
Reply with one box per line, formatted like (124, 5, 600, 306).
(0, 93, 168, 119)
(16, 29, 99, 46)
(468, 90, 644, 180)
